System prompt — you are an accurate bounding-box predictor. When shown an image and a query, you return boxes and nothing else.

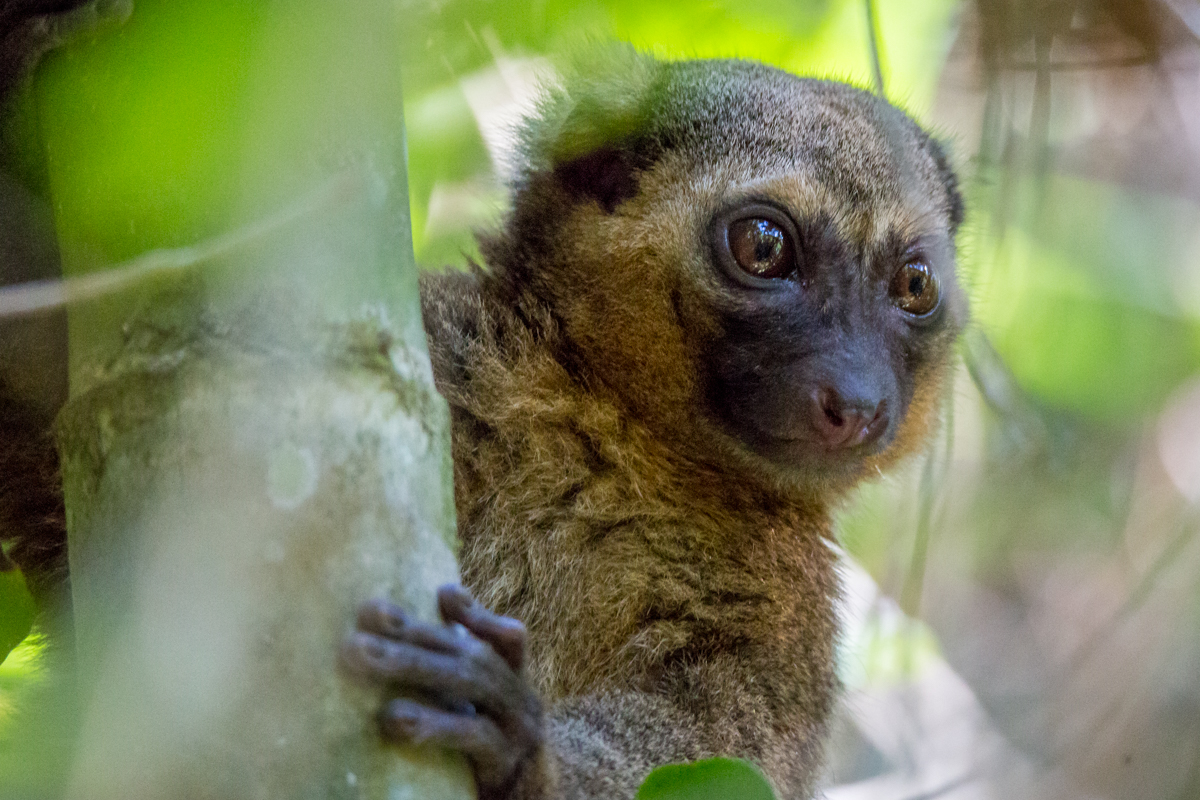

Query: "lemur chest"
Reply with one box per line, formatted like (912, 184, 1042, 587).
(452, 437, 837, 701)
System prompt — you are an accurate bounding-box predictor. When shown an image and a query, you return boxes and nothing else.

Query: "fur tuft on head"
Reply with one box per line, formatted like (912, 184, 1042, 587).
(509, 47, 664, 214)
(518, 45, 660, 172)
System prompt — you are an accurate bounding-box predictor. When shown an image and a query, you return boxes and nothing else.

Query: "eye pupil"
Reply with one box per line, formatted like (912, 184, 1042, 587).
(890, 261, 939, 316)
(728, 217, 794, 279)
(754, 236, 778, 262)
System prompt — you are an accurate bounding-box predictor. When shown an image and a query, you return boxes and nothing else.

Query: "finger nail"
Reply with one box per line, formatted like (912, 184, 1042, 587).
(438, 585, 473, 620)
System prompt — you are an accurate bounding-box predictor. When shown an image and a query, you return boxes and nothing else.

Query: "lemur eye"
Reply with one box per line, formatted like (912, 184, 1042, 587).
(711, 204, 801, 288)
(727, 218, 795, 279)
(889, 261, 939, 316)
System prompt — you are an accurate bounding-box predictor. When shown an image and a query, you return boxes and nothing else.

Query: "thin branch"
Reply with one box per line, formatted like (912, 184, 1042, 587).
(900, 372, 955, 617)
(0, 171, 359, 318)
(864, 0, 886, 98)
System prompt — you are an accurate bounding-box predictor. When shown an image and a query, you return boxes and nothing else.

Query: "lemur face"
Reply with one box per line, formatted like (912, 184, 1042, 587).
(688, 85, 966, 481)
(503, 58, 965, 488)
(698, 181, 962, 480)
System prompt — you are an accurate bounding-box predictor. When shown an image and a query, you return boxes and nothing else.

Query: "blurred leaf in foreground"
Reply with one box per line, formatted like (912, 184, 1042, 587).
(0, 562, 34, 665)
(636, 758, 777, 800)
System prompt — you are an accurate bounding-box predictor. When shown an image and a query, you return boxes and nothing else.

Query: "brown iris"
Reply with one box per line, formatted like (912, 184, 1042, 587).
(889, 261, 939, 316)
(727, 218, 795, 279)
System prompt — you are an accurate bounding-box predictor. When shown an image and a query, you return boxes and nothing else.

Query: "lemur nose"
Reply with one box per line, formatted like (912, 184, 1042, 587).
(811, 387, 889, 450)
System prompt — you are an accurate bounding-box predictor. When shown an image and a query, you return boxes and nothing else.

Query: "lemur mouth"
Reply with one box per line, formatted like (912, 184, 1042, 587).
(738, 390, 894, 463)
(743, 424, 894, 473)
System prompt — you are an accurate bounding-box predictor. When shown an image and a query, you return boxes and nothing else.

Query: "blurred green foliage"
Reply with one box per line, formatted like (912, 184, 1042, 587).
(972, 175, 1200, 423)
(0, 633, 43, 724)
(0, 631, 77, 800)
(0, 567, 34, 666)
(36, 0, 253, 265)
(635, 758, 777, 800)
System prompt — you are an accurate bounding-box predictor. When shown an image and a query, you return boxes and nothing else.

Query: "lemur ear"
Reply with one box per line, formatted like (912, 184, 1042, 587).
(552, 145, 640, 213)
(515, 46, 660, 214)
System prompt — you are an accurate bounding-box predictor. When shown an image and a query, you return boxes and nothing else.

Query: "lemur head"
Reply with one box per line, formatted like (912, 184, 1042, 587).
(482, 50, 966, 495)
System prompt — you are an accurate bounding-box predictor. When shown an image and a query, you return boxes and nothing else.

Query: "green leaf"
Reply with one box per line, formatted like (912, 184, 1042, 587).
(0, 562, 36, 665)
(635, 758, 777, 800)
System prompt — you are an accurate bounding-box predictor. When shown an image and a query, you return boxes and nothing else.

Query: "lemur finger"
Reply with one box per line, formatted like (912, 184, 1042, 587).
(379, 698, 519, 791)
(341, 631, 517, 715)
(355, 598, 467, 656)
(437, 584, 528, 672)
(356, 598, 409, 635)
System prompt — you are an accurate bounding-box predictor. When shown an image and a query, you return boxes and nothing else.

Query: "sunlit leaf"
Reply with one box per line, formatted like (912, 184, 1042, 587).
(635, 758, 777, 800)
(0, 566, 35, 665)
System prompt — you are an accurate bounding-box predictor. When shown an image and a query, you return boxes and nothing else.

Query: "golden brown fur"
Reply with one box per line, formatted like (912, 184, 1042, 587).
(422, 274, 840, 798)
(416, 51, 965, 799)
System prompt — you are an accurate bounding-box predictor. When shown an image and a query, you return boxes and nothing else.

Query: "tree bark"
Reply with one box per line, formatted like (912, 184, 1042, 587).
(37, 1, 474, 797)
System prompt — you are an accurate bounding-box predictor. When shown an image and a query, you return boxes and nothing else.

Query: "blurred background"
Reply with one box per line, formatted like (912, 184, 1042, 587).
(4, 0, 1200, 798)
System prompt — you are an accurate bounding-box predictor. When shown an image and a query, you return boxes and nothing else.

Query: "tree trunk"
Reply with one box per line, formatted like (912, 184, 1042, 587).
(37, 1, 474, 797)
